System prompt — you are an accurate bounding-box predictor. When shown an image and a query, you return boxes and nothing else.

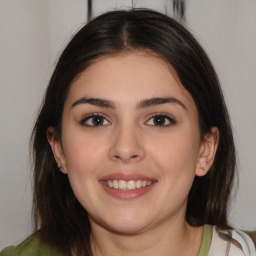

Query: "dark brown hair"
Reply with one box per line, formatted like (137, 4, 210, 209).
(31, 9, 236, 255)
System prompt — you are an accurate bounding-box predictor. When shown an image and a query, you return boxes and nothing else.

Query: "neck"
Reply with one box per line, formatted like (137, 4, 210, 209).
(90, 217, 203, 256)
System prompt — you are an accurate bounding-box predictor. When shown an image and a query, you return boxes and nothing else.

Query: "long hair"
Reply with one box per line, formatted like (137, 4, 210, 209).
(31, 9, 236, 255)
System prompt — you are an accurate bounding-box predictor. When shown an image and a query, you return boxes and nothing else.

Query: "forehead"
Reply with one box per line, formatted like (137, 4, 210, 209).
(66, 51, 196, 109)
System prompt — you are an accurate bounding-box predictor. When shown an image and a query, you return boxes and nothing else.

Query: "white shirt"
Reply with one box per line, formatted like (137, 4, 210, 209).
(208, 226, 256, 256)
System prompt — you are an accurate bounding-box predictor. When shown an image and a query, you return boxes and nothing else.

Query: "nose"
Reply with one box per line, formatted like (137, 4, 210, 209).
(108, 125, 145, 163)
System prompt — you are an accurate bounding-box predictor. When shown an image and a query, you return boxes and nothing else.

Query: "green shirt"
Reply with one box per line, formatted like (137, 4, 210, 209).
(0, 225, 212, 256)
(0, 235, 62, 256)
(198, 225, 212, 256)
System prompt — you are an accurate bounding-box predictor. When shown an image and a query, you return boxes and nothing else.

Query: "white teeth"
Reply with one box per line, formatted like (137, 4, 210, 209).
(118, 180, 126, 190)
(105, 179, 154, 190)
(141, 180, 147, 187)
(136, 180, 142, 188)
(113, 180, 119, 189)
(108, 180, 113, 188)
(127, 180, 135, 190)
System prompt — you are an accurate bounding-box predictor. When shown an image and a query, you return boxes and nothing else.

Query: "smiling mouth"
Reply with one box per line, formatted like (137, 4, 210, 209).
(103, 180, 155, 190)
(99, 173, 157, 199)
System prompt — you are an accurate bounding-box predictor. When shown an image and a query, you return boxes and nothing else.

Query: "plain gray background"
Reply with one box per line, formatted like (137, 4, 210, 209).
(1, 0, 255, 249)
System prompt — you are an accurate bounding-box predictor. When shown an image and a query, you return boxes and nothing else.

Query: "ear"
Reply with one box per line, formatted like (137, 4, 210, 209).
(195, 127, 219, 177)
(47, 127, 67, 174)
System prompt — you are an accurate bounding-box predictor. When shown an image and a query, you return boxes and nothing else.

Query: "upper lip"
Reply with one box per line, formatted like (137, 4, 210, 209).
(99, 172, 156, 182)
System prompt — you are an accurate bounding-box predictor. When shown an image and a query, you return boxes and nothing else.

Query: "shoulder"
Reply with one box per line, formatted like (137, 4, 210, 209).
(0, 235, 63, 256)
(208, 226, 256, 256)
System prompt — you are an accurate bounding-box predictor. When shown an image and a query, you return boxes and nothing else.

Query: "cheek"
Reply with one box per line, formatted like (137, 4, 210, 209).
(148, 131, 200, 189)
(151, 133, 199, 169)
(61, 134, 108, 211)
(149, 136, 199, 210)
(62, 133, 107, 177)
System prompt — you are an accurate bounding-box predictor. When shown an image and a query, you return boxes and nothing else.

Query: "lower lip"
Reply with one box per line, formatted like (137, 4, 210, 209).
(100, 182, 156, 200)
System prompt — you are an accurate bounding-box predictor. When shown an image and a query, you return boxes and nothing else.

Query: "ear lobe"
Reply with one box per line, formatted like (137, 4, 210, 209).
(196, 127, 219, 177)
(47, 127, 67, 174)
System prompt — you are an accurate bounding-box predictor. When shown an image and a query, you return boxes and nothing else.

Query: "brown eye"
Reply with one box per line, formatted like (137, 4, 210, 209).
(81, 114, 110, 127)
(153, 116, 166, 126)
(91, 116, 104, 126)
(147, 114, 176, 127)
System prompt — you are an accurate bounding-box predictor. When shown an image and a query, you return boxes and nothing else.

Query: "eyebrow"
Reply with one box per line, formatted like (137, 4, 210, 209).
(71, 97, 116, 109)
(137, 97, 187, 110)
(71, 97, 186, 110)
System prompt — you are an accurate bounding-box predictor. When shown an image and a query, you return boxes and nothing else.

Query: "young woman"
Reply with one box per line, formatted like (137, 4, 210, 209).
(1, 9, 255, 256)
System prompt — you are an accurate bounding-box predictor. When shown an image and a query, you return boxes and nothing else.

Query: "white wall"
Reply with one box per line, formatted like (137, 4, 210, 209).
(0, 0, 87, 249)
(0, 0, 47, 248)
(186, 0, 256, 230)
(0, 0, 255, 250)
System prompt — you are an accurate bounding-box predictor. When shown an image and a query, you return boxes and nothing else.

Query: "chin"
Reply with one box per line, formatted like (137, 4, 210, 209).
(90, 210, 153, 235)
(107, 221, 150, 235)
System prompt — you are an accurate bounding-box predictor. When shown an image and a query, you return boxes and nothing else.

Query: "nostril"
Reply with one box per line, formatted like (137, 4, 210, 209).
(109, 138, 145, 163)
(112, 154, 139, 162)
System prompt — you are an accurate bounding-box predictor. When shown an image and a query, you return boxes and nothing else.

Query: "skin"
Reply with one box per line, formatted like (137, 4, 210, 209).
(48, 51, 219, 256)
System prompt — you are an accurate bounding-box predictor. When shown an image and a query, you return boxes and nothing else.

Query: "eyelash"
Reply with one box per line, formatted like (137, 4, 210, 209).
(80, 113, 111, 127)
(80, 113, 176, 128)
(146, 113, 176, 128)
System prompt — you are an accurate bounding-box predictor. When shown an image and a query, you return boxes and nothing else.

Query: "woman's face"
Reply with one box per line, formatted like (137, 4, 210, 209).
(49, 51, 217, 234)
